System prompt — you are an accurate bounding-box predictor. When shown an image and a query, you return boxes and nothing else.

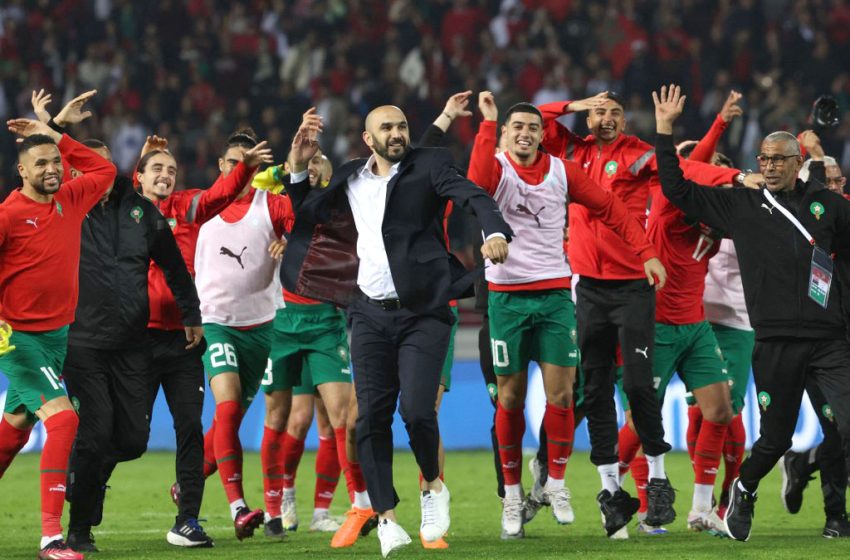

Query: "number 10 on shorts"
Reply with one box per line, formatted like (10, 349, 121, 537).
(491, 338, 509, 368)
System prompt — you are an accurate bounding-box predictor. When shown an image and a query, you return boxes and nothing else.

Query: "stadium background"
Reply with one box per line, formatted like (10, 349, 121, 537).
(0, 0, 845, 451)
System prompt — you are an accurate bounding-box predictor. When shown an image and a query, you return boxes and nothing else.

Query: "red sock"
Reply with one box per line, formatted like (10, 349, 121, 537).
(686, 405, 702, 466)
(495, 402, 525, 486)
(214, 401, 244, 504)
(694, 419, 727, 485)
(631, 455, 649, 514)
(261, 426, 286, 517)
(41, 410, 78, 537)
(334, 427, 357, 501)
(282, 432, 306, 490)
(0, 419, 32, 478)
(543, 403, 574, 481)
(722, 414, 746, 494)
(203, 419, 217, 478)
(315, 435, 341, 509)
(617, 423, 641, 477)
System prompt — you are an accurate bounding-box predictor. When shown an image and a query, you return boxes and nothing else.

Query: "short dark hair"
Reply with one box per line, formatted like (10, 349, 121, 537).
(677, 141, 698, 159)
(136, 149, 174, 173)
(504, 102, 543, 125)
(606, 91, 626, 110)
(82, 138, 108, 151)
(17, 134, 56, 156)
(224, 128, 258, 153)
(713, 152, 734, 168)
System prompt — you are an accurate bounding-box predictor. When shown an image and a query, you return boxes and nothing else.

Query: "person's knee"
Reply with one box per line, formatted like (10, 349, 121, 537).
(497, 376, 525, 409)
(701, 402, 733, 425)
(546, 387, 572, 409)
(400, 404, 437, 433)
(287, 408, 313, 439)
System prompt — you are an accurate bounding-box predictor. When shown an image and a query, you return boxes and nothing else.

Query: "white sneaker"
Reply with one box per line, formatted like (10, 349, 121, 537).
(310, 513, 341, 532)
(637, 520, 668, 536)
(544, 486, 575, 524)
(501, 495, 525, 539)
(377, 518, 411, 558)
(420, 483, 451, 542)
(281, 496, 298, 531)
(528, 458, 550, 505)
(687, 508, 727, 536)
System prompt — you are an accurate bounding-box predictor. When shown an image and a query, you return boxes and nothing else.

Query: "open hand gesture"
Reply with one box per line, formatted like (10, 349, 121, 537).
(31, 89, 53, 123)
(7, 118, 62, 142)
(719, 90, 743, 123)
(569, 91, 609, 113)
(141, 135, 169, 157)
(443, 91, 473, 120)
(288, 108, 323, 172)
(653, 84, 686, 134)
(244, 140, 275, 168)
(54, 90, 97, 127)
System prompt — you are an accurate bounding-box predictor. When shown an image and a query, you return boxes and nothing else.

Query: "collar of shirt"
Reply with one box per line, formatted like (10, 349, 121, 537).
(358, 154, 401, 182)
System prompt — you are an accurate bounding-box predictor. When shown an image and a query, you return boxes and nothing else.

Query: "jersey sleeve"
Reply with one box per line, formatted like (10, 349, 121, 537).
(467, 120, 502, 195)
(58, 134, 118, 212)
(564, 160, 657, 261)
(268, 193, 295, 237)
(689, 115, 728, 163)
(252, 165, 287, 194)
(188, 161, 255, 224)
(0, 210, 9, 248)
(538, 101, 587, 159)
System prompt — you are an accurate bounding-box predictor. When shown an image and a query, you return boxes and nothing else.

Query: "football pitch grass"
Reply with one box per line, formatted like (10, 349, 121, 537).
(2, 451, 849, 559)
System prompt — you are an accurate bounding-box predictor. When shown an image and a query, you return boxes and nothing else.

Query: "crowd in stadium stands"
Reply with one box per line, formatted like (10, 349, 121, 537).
(2, 0, 850, 246)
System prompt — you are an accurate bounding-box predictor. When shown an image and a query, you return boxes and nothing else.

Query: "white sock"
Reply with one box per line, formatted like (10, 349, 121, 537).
(354, 490, 371, 509)
(645, 454, 666, 479)
(264, 512, 276, 523)
(692, 483, 714, 512)
(229, 498, 247, 520)
(40, 535, 63, 549)
(544, 476, 564, 493)
(283, 487, 296, 501)
(505, 483, 522, 499)
(313, 507, 329, 520)
(597, 464, 620, 494)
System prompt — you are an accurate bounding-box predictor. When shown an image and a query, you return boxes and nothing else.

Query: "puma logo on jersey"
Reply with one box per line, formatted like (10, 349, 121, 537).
(220, 246, 247, 269)
(25, 218, 39, 228)
(635, 346, 649, 359)
(761, 203, 775, 215)
(516, 203, 545, 227)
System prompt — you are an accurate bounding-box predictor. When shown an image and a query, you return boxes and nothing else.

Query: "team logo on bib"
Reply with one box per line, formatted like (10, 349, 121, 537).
(758, 391, 771, 411)
(810, 202, 824, 220)
(822, 404, 835, 422)
(167, 218, 177, 230)
(130, 206, 144, 224)
(604, 160, 618, 177)
(220, 245, 247, 269)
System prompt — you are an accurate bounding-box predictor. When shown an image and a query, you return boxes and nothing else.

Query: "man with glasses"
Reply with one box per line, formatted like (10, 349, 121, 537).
(653, 84, 850, 542)
(801, 156, 846, 196)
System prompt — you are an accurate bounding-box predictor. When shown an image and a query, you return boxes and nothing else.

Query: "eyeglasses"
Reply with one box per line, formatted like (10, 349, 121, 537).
(756, 154, 800, 167)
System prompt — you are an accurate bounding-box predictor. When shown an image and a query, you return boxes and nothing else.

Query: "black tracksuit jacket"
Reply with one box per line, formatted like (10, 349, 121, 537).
(656, 132, 850, 341)
(69, 177, 201, 349)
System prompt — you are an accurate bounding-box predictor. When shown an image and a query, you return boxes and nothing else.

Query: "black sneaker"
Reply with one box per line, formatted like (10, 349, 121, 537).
(597, 489, 640, 537)
(264, 517, 287, 539)
(67, 530, 99, 553)
(724, 478, 757, 541)
(167, 517, 214, 547)
(645, 478, 676, 526)
(779, 450, 813, 514)
(823, 514, 850, 538)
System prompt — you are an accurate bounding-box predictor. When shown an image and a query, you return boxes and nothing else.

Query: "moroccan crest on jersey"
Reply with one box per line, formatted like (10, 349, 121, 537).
(55, 201, 63, 216)
(337, 345, 349, 362)
(758, 391, 771, 411)
(130, 206, 144, 224)
(167, 218, 177, 230)
(810, 202, 824, 220)
(823, 404, 834, 422)
(605, 160, 618, 177)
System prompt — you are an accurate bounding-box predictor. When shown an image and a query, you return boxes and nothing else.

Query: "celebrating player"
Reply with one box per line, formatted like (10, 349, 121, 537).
(0, 104, 116, 559)
(468, 91, 666, 538)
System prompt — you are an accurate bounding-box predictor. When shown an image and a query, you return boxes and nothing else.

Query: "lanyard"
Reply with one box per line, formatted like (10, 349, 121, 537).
(763, 189, 815, 246)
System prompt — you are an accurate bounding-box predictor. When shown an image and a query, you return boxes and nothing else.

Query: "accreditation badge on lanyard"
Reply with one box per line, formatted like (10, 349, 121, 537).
(763, 190, 833, 308)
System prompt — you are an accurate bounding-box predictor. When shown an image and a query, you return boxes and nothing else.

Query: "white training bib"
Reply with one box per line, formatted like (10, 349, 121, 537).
(486, 153, 571, 284)
(195, 190, 279, 326)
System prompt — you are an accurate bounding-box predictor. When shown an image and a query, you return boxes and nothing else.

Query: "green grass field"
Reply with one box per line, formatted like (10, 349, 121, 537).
(2, 451, 849, 559)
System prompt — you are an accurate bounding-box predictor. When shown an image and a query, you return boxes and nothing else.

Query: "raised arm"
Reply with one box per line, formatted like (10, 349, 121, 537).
(538, 93, 607, 157)
(286, 108, 324, 209)
(654, 85, 739, 233)
(466, 91, 504, 195)
(419, 90, 473, 147)
(689, 90, 741, 162)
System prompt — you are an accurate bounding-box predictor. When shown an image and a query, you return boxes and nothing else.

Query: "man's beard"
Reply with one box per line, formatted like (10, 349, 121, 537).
(375, 139, 409, 163)
(32, 176, 61, 196)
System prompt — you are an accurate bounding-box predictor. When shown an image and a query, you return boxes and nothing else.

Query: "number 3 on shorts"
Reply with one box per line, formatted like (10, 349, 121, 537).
(261, 358, 273, 386)
(491, 339, 509, 368)
(209, 343, 238, 369)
